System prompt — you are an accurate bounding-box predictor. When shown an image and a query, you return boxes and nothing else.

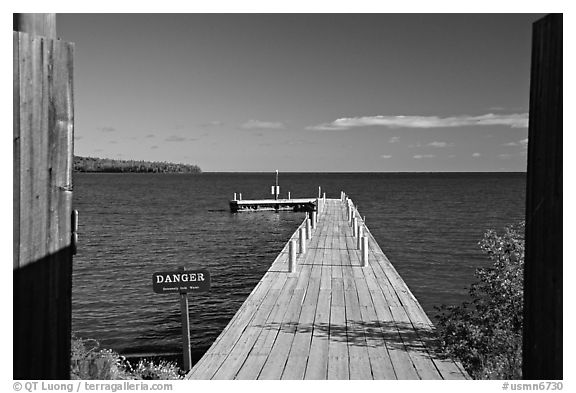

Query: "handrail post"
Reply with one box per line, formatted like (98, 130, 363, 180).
(361, 237, 368, 267)
(289, 240, 297, 272)
(299, 227, 307, 254)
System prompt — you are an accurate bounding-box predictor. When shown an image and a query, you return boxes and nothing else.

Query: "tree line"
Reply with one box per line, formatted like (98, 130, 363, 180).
(73, 156, 202, 174)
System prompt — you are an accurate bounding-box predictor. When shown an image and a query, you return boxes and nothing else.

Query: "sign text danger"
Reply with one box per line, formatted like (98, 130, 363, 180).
(152, 269, 211, 294)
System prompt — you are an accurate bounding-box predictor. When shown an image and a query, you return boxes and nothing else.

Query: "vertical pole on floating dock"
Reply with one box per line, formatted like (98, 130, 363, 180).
(233, 193, 237, 200)
(239, 193, 242, 201)
(288, 191, 291, 200)
(361, 237, 368, 267)
(299, 227, 307, 254)
(353, 217, 358, 238)
(274, 170, 279, 200)
(318, 186, 321, 198)
(289, 240, 296, 272)
(179, 266, 192, 372)
(306, 218, 312, 240)
(357, 226, 363, 249)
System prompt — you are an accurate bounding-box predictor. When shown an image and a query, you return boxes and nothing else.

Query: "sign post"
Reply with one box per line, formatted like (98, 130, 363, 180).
(179, 278, 192, 371)
(152, 267, 211, 372)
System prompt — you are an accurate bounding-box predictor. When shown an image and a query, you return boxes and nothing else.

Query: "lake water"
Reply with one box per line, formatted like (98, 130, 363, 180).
(72, 172, 525, 364)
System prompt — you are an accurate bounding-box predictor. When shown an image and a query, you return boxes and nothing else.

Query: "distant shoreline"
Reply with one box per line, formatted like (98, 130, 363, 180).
(73, 155, 202, 174)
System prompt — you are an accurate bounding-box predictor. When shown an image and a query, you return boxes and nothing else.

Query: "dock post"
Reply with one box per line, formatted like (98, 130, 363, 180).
(357, 226, 363, 249)
(348, 205, 354, 225)
(233, 192, 237, 200)
(306, 219, 312, 240)
(289, 240, 297, 272)
(318, 186, 321, 198)
(288, 191, 291, 200)
(239, 193, 242, 200)
(311, 211, 317, 229)
(353, 217, 358, 237)
(361, 237, 368, 267)
(299, 227, 307, 254)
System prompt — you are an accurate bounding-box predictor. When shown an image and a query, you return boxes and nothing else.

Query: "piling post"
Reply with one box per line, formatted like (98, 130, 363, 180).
(239, 193, 242, 201)
(306, 219, 312, 240)
(357, 226, 363, 249)
(353, 217, 358, 237)
(288, 191, 291, 200)
(361, 237, 368, 267)
(311, 211, 317, 229)
(348, 205, 354, 225)
(233, 192, 237, 200)
(289, 240, 297, 273)
(318, 186, 321, 198)
(299, 227, 307, 254)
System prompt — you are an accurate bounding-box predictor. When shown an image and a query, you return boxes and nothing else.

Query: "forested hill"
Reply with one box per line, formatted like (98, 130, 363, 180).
(73, 156, 202, 173)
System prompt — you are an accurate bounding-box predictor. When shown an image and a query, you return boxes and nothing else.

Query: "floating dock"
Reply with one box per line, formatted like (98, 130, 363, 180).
(188, 195, 469, 380)
(229, 197, 317, 213)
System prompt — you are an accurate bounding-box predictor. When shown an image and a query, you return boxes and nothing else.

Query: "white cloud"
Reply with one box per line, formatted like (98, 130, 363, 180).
(165, 135, 187, 142)
(307, 113, 528, 130)
(413, 154, 436, 159)
(502, 138, 529, 147)
(241, 120, 285, 130)
(388, 136, 400, 143)
(472, 152, 481, 158)
(428, 141, 453, 148)
(380, 154, 392, 159)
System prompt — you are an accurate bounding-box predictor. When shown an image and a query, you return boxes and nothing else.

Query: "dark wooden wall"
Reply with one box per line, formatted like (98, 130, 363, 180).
(523, 13, 562, 380)
(13, 14, 75, 379)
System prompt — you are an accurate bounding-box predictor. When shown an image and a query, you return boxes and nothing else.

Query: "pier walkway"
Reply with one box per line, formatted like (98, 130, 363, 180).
(186, 198, 469, 380)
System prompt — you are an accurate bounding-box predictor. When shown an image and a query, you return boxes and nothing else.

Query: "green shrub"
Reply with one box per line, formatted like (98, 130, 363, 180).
(70, 335, 133, 379)
(71, 335, 183, 380)
(129, 359, 183, 380)
(435, 222, 525, 379)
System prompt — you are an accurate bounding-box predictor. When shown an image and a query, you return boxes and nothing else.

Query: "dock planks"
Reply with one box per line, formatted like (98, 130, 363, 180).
(186, 199, 469, 380)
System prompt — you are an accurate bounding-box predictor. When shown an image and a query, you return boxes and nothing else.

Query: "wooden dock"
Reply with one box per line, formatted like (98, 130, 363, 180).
(187, 196, 469, 380)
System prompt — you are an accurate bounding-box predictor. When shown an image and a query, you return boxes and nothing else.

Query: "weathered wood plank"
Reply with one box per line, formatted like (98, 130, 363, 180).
(304, 289, 330, 379)
(13, 32, 20, 270)
(344, 286, 372, 380)
(524, 13, 563, 379)
(327, 305, 349, 380)
(281, 304, 316, 379)
(13, 30, 75, 380)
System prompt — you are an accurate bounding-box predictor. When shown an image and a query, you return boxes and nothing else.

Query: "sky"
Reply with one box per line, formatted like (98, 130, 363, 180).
(58, 13, 544, 172)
